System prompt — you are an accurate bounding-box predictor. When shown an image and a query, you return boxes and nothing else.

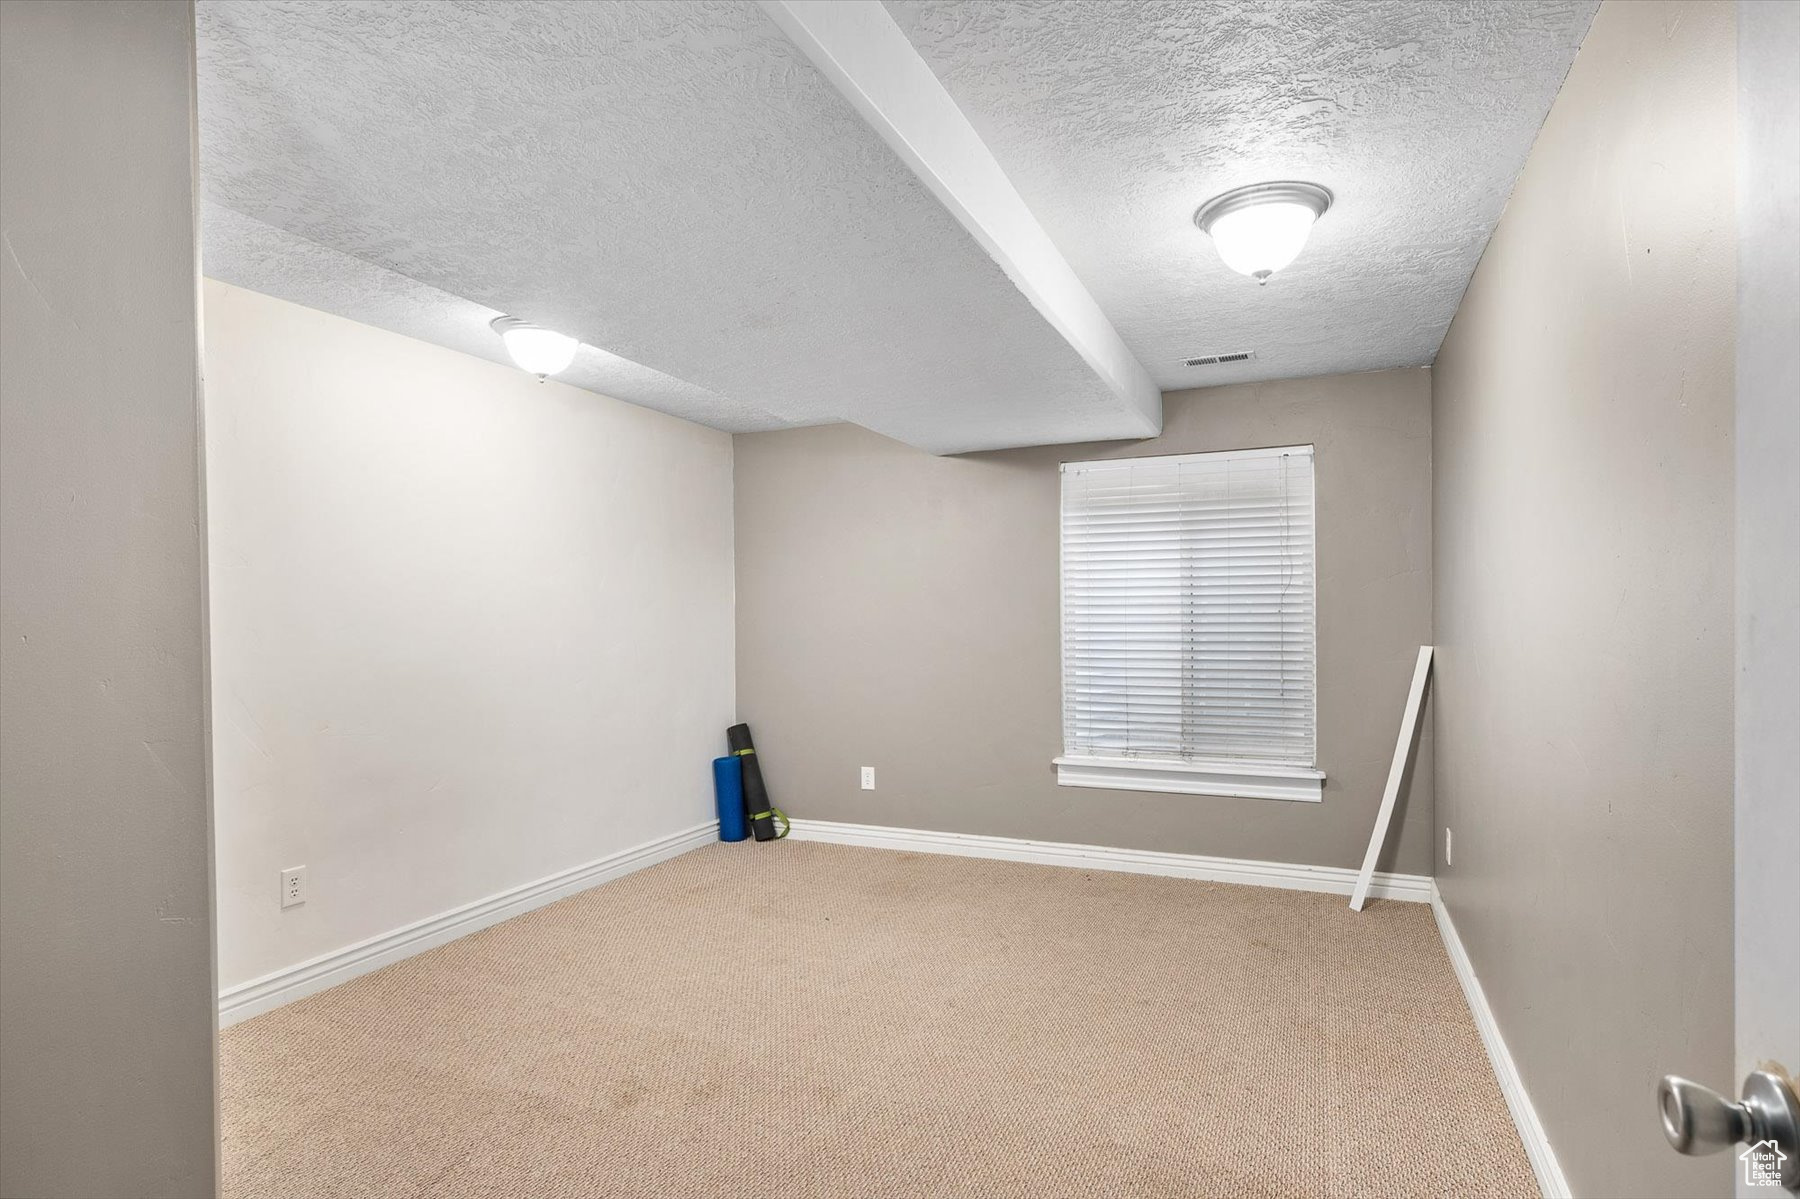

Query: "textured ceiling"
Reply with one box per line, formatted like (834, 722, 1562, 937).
(197, 0, 1596, 450)
(202, 205, 779, 431)
(195, 0, 1147, 454)
(887, 0, 1597, 391)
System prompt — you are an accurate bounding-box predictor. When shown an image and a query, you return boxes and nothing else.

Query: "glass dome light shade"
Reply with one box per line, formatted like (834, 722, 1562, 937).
(490, 316, 579, 378)
(1194, 182, 1334, 284)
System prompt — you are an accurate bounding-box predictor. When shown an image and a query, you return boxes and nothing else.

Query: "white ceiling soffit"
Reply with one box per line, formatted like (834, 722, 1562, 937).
(202, 205, 783, 432)
(759, 0, 1160, 439)
(194, 0, 1161, 455)
(886, 0, 1599, 391)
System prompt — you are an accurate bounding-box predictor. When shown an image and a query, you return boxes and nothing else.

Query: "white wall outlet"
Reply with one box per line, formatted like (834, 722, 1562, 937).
(860, 766, 875, 790)
(280, 865, 307, 909)
(1444, 828, 1453, 868)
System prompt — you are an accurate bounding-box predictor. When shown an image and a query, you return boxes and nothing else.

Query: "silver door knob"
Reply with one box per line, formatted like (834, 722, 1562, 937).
(1658, 1070, 1800, 1192)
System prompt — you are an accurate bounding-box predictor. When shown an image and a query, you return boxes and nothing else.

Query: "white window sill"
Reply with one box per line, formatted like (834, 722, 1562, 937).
(1053, 756, 1325, 803)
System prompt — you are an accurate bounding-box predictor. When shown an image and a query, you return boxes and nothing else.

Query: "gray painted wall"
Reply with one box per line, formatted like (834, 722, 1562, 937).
(1735, 6, 1800, 1188)
(1431, 2, 1736, 1197)
(736, 369, 1435, 874)
(0, 3, 217, 1196)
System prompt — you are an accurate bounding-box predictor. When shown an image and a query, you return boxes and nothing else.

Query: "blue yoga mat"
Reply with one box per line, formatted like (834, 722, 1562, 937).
(712, 755, 748, 843)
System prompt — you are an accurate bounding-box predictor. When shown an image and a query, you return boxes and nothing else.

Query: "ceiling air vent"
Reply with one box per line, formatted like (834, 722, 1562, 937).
(1182, 351, 1256, 367)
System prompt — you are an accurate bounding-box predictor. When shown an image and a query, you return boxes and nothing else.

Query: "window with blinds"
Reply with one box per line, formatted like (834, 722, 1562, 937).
(1056, 445, 1323, 802)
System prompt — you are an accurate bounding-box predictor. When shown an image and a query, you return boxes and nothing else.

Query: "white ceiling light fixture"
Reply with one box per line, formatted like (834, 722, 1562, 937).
(1194, 182, 1333, 285)
(490, 315, 579, 379)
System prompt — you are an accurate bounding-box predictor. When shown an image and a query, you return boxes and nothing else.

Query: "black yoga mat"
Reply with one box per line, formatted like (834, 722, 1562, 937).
(726, 723, 777, 842)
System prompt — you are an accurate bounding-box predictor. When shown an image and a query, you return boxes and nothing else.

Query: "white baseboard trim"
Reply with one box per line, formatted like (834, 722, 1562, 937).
(784, 818, 1432, 903)
(218, 820, 719, 1028)
(1430, 882, 1570, 1199)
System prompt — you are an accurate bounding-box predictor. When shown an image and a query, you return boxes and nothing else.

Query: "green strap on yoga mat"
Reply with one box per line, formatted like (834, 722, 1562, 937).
(747, 807, 789, 839)
(738, 748, 786, 837)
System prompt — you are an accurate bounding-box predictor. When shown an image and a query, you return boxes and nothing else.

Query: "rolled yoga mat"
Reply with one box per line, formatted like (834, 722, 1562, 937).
(725, 723, 782, 842)
(712, 756, 748, 843)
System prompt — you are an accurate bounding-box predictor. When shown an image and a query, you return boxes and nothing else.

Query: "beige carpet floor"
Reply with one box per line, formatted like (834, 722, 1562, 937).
(222, 840, 1538, 1199)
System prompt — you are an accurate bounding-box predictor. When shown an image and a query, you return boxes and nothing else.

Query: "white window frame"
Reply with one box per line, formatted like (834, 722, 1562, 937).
(1055, 444, 1324, 803)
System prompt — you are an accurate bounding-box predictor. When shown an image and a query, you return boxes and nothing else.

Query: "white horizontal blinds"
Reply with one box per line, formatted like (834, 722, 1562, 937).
(1061, 445, 1316, 767)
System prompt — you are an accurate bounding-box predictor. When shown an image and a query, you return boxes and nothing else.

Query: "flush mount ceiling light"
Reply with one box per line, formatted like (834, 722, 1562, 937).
(1193, 182, 1333, 285)
(490, 316, 579, 379)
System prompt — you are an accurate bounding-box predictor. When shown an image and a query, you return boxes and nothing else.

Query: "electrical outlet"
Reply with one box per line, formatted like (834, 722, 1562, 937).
(860, 766, 875, 790)
(1444, 828, 1453, 868)
(280, 865, 307, 909)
